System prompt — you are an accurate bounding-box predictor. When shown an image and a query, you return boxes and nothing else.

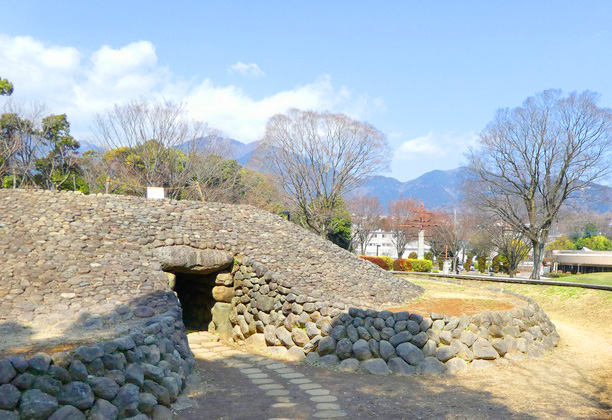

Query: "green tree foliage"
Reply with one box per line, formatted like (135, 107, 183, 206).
(491, 255, 501, 273)
(583, 222, 600, 239)
(0, 78, 13, 96)
(546, 235, 612, 251)
(575, 235, 612, 251)
(0, 113, 25, 179)
(424, 251, 433, 261)
(325, 197, 352, 249)
(476, 255, 487, 273)
(498, 239, 530, 277)
(546, 237, 577, 251)
(328, 215, 351, 249)
(465, 253, 473, 271)
(35, 114, 80, 190)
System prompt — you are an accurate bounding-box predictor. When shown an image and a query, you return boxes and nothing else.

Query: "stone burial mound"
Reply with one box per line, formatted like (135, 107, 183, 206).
(0, 189, 422, 419)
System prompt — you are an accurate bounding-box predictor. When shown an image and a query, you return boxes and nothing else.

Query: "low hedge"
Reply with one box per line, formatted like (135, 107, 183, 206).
(360, 256, 394, 270)
(548, 272, 571, 278)
(407, 258, 433, 272)
(393, 258, 407, 271)
(360, 256, 432, 272)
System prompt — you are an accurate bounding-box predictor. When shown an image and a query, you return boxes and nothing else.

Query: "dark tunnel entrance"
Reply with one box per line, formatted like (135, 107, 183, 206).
(165, 269, 234, 340)
(172, 272, 217, 330)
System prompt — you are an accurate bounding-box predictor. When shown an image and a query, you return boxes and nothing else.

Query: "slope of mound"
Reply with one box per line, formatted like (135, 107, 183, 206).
(0, 189, 421, 340)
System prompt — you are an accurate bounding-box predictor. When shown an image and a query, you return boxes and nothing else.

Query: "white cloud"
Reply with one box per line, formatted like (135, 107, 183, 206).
(228, 61, 266, 78)
(393, 131, 478, 161)
(388, 131, 478, 181)
(0, 35, 383, 143)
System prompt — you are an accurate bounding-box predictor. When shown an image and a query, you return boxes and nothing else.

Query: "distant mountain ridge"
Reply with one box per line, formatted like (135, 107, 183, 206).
(108, 136, 612, 214)
(353, 167, 612, 214)
(177, 136, 257, 167)
(352, 167, 472, 210)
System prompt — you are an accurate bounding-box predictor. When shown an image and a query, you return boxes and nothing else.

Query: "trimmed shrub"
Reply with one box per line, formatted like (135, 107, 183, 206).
(408, 251, 418, 259)
(465, 253, 473, 271)
(491, 255, 501, 273)
(548, 272, 570, 278)
(393, 258, 407, 271)
(381, 256, 394, 270)
(476, 255, 487, 273)
(406, 259, 433, 272)
(360, 256, 392, 270)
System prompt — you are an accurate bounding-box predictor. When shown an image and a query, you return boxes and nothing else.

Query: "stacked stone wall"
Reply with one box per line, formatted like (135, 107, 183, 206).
(310, 295, 559, 375)
(0, 291, 194, 419)
(0, 190, 424, 418)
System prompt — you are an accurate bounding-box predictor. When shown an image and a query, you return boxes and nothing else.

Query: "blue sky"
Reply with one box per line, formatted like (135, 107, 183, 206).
(2, 1, 612, 181)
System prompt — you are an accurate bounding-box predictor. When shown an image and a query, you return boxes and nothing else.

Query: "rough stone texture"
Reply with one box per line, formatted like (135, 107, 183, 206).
(338, 358, 360, 372)
(387, 357, 415, 376)
(472, 338, 499, 360)
(352, 340, 372, 361)
(445, 357, 468, 375)
(153, 246, 234, 274)
(318, 294, 559, 378)
(0, 190, 421, 339)
(360, 359, 390, 375)
(417, 357, 447, 375)
(19, 389, 58, 420)
(396, 343, 425, 366)
(48, 405, 86, 420)
(0, 385, 20, 410)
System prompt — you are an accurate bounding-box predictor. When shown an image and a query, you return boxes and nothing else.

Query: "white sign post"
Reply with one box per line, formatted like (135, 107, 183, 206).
(146, 187, 165, 200)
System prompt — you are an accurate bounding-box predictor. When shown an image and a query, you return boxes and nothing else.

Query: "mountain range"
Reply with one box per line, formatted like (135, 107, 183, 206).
(177, 136, 257, 167)
(352, 167, 612, 213)
(83, 136, 612, 214)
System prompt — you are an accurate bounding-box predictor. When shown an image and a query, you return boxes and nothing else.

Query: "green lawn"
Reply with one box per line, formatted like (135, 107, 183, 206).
(549, 272, 612, 286)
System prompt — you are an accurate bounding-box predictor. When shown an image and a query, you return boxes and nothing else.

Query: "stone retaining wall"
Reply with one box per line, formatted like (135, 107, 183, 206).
(0, 291, 194, 419)
(308, 294, 559, 376)
(0, 190, 423, 418)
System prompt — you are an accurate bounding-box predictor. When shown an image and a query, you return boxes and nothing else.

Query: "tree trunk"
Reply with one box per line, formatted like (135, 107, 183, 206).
(530, 240, 544, 279)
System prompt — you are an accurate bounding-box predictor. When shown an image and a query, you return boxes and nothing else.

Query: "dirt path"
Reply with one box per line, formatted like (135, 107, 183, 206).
(175, 285, 612, 419)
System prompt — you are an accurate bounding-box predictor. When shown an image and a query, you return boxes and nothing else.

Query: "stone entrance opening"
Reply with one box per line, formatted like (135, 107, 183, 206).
(171, 272, 216, 330)
(154, 246, 235, 340)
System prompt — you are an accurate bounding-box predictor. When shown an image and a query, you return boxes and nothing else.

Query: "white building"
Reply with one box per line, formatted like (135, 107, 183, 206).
(357, 229, 430, 258)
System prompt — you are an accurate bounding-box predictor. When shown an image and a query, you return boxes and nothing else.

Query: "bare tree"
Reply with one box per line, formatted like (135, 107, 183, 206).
(467, 90, 612, 279)
(0, 113, 23, 181)
(385, 199, 419, 258)
(473, 210, 531, 278)
(256, 108, 390, 237)
(428, 210, 473, 270)
(92, 98, 210, 199)
(348, 195, 383, 254)
(0, 100, 48, 187)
